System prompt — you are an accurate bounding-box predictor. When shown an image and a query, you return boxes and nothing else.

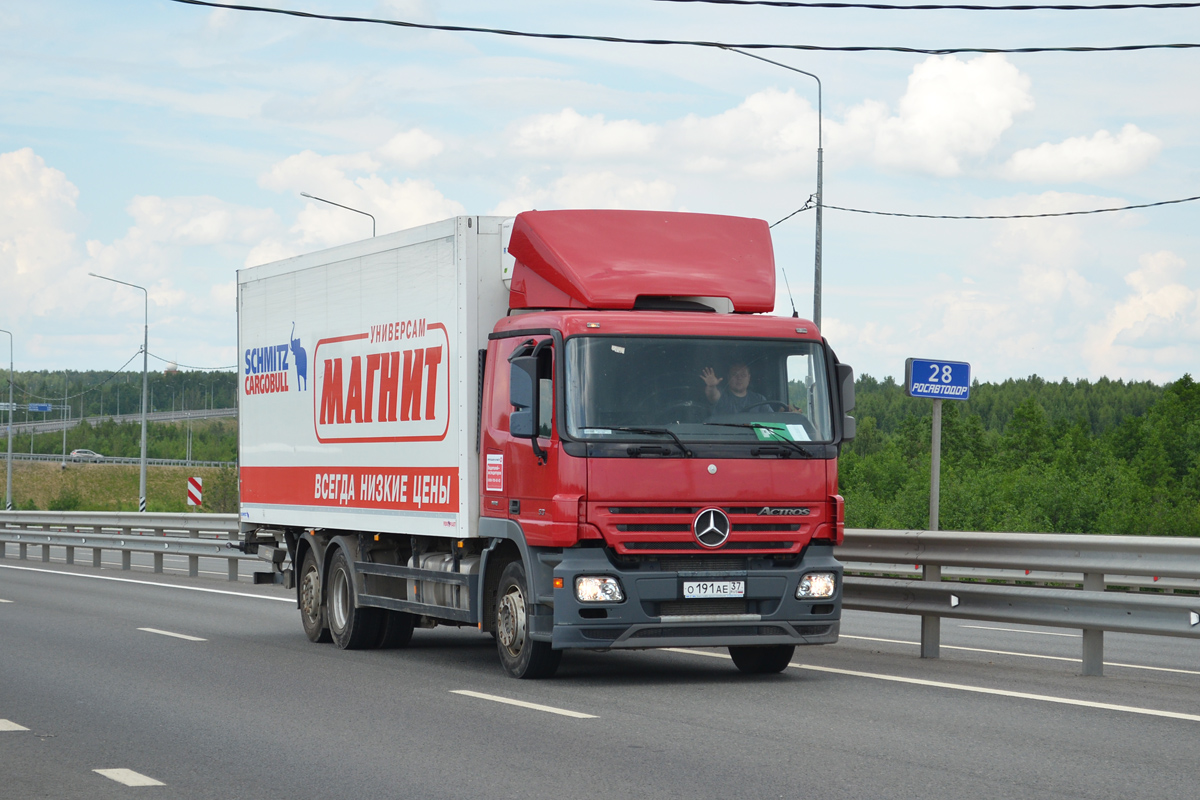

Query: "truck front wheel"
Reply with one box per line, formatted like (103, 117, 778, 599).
(495, 561, 561, 679)
(299, 549, 331, 643)
(728, 644, 795, 674)
(327, 548, 382, 650)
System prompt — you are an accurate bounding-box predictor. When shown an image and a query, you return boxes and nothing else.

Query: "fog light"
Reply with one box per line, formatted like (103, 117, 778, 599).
(575, 576, 624, 603)
(797, 572, 836, 599)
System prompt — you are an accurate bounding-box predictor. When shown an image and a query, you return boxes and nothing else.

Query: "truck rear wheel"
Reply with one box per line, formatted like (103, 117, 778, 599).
(299, 549, 331, 643)
(728, 644, 795, 674)
(328, 548, 382, 650)
(495, 560, 561, 679)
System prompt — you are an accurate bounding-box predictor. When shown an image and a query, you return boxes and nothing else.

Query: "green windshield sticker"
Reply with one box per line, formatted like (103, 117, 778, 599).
(752, 423, 811, 442)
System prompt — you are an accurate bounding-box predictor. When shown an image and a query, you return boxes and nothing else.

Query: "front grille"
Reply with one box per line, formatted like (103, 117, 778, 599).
(623, 541, 794, 553)
(631, 625, 787, 638)
(734, 523, 801, 532)
(617, 524, 691, 532)
(610, 507, 698, 515)
(659, 599, 748, 616)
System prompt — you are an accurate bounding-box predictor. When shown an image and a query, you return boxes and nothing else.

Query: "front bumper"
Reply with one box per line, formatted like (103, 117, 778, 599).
(549, 543, 842, 650)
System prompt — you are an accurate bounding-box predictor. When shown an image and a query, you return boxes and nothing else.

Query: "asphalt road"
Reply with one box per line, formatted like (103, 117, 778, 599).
(2, 561, 1199, 800)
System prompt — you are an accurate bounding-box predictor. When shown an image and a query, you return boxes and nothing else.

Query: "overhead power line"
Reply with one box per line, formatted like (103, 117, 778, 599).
(655, 0, 1200, 11)
(167, 0, 1200, 54)
(10, 350, 143, 403)
(771, 193, 1200, 226)
(147, 352, 237, 371)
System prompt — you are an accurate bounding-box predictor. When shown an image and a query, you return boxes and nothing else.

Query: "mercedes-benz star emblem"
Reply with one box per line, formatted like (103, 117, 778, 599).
(694, 507, 731, 549)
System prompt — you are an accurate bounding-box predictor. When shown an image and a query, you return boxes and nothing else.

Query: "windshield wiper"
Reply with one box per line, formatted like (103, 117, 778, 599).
(610, 427, 693, 458)
(700, 422, 815, 458)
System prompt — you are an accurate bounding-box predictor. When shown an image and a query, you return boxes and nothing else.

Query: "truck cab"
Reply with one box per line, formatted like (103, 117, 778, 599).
(476, 211, 854, 676)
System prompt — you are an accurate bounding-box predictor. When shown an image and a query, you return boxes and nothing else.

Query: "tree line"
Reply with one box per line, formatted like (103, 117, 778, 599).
(841, 374, 1199, 536)
(3, 369, 237, 422)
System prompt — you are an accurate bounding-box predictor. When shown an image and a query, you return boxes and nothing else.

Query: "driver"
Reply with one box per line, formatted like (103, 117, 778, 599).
(700, 362, 768, 414)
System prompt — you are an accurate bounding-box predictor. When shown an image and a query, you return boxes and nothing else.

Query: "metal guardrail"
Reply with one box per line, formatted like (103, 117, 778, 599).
(2, 513, 1198, 676)
(8, 453, 233, 468)
(0, 511, 247, 581)
(839, 529, 1200, 676)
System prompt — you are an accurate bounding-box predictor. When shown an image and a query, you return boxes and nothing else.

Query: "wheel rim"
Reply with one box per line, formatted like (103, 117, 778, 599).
(330, 565, 351, 631)
(496, 583, 527, 657)
(300, 564, 321, 624)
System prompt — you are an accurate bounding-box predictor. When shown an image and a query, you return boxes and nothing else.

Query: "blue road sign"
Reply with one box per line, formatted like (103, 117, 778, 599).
(28, 403, 53, 412)
(905, 358, 971, 400)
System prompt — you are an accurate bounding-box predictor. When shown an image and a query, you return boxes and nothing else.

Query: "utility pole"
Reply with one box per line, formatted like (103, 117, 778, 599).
(89, 273, 150, 512)
(1, 328, 13, 510)
(61, 371, 67, 468)
(723, 47, 824, 329)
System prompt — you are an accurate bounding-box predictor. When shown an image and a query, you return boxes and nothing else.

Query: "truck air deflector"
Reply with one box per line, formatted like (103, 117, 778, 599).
(506, 210, 776, 312)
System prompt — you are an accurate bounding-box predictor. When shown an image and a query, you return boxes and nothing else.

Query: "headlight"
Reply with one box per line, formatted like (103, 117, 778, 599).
(575, 576, 625, 603)
(796, 572, 836, 599)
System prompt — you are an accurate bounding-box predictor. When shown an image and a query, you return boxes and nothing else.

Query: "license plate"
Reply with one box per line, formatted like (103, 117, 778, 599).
(682, 580, 745, 599)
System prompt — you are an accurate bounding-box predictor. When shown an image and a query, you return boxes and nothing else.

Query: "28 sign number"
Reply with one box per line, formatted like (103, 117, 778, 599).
(928, 364, 954, 383)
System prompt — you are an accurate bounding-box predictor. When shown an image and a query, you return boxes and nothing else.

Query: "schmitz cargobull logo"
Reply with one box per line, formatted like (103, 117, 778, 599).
(312, 319, 450, 443)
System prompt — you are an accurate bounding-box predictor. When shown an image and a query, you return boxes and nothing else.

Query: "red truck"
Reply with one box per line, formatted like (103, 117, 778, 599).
(239, 209, 855, 678)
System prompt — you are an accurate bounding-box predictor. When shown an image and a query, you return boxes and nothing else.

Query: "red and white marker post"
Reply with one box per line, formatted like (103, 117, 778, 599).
(187, 476, 203, 507)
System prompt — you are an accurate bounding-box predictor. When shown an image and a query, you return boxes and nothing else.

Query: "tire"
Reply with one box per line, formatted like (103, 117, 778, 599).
(495, 560, 561, 679)
(327, 548, 382, 650)
(375, 609, 416, 649)
(728, 644, 796, 674)
(298, 549, 331, 643)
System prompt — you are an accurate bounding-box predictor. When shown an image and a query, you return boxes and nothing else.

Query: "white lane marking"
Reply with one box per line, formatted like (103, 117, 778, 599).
(0, 564, 290, 602)
(138, 627, 207, 642)
(94, 769, 165, 787)
(664, 648, 1200, 722)
(960, 624, 1080, 637)
(450, 690, 596, 719)
(0, 719, 30, 732)
(0, 598, 12, 603)
(842, 634, 1200, 676)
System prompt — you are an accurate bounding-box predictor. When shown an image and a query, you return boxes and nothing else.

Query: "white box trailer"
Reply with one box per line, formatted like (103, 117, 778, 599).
(237, 216, 510, 539)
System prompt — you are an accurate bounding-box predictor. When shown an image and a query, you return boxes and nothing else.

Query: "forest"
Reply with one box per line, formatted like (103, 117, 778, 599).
(842, 374, 1199, 536)
(5, 368, 237, 423)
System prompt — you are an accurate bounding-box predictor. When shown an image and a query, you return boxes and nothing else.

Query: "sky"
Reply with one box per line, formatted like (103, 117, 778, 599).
(1, 0, 1197, 385)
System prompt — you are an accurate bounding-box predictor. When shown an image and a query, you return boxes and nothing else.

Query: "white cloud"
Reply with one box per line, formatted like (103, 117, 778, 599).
(1084, 251, 1199, 378)
(491, 172, 676, 215)
(257, 147, 464, 253)
(833, 55, 1033, 176)
(672, 89, 818, 178)
(510, 108, 657, 159)
(1003, 124, 1162, 183)
(0, 148, 83, 316)
(375, 128, 444, 167)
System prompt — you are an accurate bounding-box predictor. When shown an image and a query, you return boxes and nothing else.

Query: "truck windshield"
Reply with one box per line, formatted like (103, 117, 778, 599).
(565, 336, 834, 444)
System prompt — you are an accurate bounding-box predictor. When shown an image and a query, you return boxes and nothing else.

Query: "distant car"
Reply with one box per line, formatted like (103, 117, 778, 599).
(69, 449, 104, 462)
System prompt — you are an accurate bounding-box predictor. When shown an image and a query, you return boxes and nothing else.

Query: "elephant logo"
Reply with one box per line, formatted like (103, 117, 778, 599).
(290, 322, 308, 391)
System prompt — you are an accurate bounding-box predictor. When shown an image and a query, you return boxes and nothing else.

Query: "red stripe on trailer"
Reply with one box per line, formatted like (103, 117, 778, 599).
(240, 465, 459, 513)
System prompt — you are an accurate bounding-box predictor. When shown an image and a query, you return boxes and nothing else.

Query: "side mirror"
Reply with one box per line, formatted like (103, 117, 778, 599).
(509, 356, 538, 439)
(837, 363, 855, 413)
(837, 363, 856, 441)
